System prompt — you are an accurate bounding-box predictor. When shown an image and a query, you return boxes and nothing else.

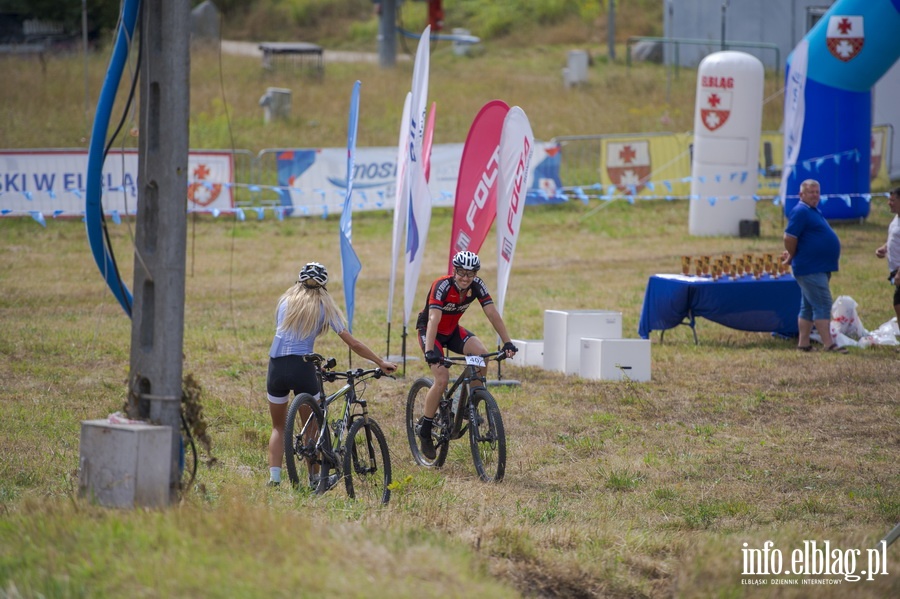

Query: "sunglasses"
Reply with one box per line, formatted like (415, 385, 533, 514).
(454, 268, 476, 279)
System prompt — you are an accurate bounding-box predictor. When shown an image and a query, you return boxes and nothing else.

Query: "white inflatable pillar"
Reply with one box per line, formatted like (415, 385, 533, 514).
(689, 51, 764, 236)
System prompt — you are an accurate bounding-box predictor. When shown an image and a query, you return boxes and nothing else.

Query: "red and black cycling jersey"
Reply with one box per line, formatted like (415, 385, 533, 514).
(415, 275, 493, 335)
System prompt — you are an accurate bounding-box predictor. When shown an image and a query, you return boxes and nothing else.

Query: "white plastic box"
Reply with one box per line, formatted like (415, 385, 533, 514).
(579, 338, 651, 382)
(508, 339, 544, 368)
(78, 420, 173, 508)
(543, 310, 622, 375)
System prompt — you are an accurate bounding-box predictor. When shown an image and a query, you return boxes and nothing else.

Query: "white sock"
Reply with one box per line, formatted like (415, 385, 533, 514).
(269, 466, 281, 483)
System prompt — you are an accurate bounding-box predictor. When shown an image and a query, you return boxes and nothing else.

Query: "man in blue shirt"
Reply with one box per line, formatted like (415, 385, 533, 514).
(781, 179, 846, 352)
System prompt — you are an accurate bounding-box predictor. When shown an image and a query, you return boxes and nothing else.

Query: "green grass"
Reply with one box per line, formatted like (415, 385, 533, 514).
(4, 198, 900, 597)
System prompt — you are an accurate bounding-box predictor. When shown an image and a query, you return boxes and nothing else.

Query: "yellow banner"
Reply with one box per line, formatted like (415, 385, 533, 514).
(596, 127, 890, 199)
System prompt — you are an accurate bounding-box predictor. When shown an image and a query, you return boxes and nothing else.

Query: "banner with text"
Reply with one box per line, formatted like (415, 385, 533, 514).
(1, 142, 564, 218)
(274, 142, 561, 217)
(0, 149, 234, 215)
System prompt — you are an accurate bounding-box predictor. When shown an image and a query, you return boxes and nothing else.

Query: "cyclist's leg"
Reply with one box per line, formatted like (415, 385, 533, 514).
(425, 361, 449, 416)
(267, 399, 288, 481)
(417, 330, 449, 460)
(418, 329, 449, 418)
(269, 356, 318, 483)
(266, 356, 298, 484)
(461, 331, 489, 388)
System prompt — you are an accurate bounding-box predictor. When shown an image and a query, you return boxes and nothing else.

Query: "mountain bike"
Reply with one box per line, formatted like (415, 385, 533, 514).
(405, 351, 507, 482)
(284, 353, 393, 505)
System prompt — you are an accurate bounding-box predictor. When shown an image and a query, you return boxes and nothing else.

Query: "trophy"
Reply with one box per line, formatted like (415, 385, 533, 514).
(682, 256, 691, 276)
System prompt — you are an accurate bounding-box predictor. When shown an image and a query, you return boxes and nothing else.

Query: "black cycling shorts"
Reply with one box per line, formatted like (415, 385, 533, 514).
(416, 326, 474, 358)
(266, 355, 318, 403)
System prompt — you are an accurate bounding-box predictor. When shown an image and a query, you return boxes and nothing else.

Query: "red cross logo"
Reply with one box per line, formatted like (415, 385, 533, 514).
(827, 15, 864, 62)
(193, 164, 211, 180)
(619, 145, 636, 164)
(707, 94, 721, 108)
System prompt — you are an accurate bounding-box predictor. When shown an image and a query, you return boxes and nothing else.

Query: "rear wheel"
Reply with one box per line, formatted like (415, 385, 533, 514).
(468, 389, 506, 482)
(284, 394, 325, 492)
(406, 378, 449, 467)
(343, 417, 391, 505)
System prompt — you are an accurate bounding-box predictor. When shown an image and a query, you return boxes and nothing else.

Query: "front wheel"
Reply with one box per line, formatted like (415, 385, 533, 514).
(284, 393, 325, 492)
(468, 389, 506, 482)
(406, 378, 449, 468)
(343, 417, 391, 505)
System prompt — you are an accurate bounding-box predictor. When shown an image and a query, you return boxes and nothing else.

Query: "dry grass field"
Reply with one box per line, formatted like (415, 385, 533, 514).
(1, 5, 899, 598)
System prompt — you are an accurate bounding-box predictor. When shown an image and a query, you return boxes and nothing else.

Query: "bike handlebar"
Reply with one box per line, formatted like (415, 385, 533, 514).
(322, 367, 394, 382)
(301, 354, 394, 383)
(437, 350, 508, 368)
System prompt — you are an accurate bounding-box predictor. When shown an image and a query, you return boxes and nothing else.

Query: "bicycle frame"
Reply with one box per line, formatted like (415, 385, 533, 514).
(312, 365, 373, 468)
(284, 352, 393, 501)
(442, 355, 491, 437)
(406, 351, 508, 481)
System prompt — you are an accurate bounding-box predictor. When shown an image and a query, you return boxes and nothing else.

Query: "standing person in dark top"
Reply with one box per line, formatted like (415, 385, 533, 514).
(782, 179, 845, 353)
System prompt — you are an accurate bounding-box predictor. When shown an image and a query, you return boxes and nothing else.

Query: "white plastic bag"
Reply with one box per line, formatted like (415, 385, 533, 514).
(858, 317, 900, 348)
(831, 296, 867, 340)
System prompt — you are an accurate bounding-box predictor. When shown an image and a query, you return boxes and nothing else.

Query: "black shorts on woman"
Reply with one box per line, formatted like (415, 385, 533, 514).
(267, 355, 318, 398)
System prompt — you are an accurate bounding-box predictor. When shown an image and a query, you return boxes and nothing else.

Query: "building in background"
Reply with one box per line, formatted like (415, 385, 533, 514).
(663, 0, 899, 180)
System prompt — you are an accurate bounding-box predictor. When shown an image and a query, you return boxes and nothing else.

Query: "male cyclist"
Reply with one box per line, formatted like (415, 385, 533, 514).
(415, 251, 517, 459)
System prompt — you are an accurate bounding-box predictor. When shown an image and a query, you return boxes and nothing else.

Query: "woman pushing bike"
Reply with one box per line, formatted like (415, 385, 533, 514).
(415, 251, 517, 460)
(265, 262, 397, 487)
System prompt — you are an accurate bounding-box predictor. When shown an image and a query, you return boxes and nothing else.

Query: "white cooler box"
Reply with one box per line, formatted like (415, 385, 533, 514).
(508, 339, 543, 368)
(543, 310, 622, 375)
(579, 338, 651, 382)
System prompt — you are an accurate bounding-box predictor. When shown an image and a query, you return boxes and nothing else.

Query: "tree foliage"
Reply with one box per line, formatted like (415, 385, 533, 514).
(1, 0, 256, 39)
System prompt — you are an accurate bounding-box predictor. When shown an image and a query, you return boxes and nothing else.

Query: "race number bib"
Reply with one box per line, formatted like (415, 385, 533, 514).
(465, 355, 486, 368)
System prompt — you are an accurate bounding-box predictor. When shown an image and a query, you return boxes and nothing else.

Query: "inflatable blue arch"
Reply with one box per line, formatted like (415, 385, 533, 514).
(783, 0, 900, 220)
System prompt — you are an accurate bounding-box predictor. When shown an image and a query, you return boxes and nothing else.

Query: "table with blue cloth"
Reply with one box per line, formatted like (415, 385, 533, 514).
(638, 273, 801, 342)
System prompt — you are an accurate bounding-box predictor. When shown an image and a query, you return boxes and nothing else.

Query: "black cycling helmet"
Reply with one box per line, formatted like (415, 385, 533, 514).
(452, 250, 480, 272)
(299, 262, 328, 287)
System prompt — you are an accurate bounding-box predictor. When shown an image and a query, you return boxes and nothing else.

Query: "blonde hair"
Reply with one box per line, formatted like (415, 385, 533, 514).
(277, 283, 346, 338)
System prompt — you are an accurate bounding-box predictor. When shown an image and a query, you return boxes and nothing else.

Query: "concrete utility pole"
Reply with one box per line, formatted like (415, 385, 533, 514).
(378, 0, 397, 67)
(128, 0, 191, 502)
(721, 1, 730, 51)
(82, 0, 90, 137)
(607, 0, 616, 60)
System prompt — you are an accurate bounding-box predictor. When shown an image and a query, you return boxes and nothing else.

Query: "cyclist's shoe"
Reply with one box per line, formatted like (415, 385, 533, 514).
(419, 432, 437, 460)
(266, 480, 280, 488)
(323, 473, 340, 491)
(308, 472, 341, 491)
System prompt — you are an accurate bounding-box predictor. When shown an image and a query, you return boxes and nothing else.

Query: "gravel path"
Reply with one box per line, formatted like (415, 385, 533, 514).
(220, 40, 409, 63)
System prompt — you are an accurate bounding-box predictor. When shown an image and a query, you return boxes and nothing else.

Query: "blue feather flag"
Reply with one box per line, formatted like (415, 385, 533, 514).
(340, 81, 363, 332)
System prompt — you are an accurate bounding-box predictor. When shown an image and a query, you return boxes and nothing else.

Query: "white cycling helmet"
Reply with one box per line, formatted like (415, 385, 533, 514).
(452, 250, 481, 272)
(299, 262, 328, 287)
